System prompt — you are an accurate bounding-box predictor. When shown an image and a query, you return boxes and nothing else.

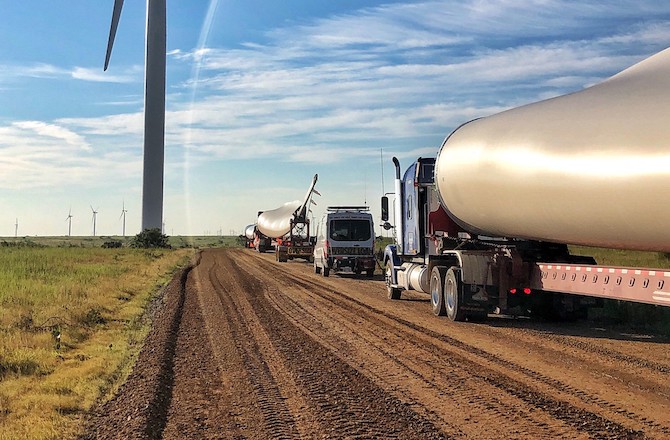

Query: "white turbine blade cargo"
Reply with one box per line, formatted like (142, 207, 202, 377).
(104, 0, 166, 231)
(435, 47, 670, 252)
(257, 174, 320, 238)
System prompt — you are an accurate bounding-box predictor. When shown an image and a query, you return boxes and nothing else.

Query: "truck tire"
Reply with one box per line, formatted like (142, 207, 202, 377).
(445, 267, 466, 322)
(366, 269, 374, 278)
(322, 266, 330, 277)
(430, 266, 447, 316)
(385, 260, 401, 300)
(314, 260, 321, 274)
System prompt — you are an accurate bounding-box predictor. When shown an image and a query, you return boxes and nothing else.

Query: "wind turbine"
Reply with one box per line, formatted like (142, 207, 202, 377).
(120, 201, 128, 237)
(91, 206, 99, 237)
(66, 209, 73, 237)
(104, 0, 166, 231)
(14, 218, 18, 238)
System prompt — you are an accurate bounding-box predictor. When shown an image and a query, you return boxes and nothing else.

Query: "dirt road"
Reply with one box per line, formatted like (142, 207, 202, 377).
(84, 248, 670, 439)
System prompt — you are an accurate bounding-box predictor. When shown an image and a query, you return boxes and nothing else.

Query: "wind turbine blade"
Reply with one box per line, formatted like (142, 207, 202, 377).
(104, 0, 125, 71)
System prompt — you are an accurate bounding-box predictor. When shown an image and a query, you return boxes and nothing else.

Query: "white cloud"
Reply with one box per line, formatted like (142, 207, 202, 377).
(71, 66, 138, 83)
(12, 121, 91, 150)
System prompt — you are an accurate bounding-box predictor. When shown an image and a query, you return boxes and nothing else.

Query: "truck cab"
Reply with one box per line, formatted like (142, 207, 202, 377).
(313, 207, 376, 277)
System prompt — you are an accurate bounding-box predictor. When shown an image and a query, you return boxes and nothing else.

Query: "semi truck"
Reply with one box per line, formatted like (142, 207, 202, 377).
(381, 47, 670, 321)
(256, 174, 320, 263)
(244, 215, 273, 253)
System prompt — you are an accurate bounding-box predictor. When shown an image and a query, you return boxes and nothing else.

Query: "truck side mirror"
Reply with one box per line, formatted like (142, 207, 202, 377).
(381, 196, 389, 222)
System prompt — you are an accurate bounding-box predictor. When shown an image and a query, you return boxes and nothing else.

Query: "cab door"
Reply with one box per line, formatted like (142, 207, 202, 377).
(403, 163, 420, 255)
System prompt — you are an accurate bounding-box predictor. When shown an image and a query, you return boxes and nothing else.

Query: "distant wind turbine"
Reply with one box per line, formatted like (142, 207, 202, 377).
(104, 0, 165, 231)
(120, 201, 128, 237)
(14, 218, 18, 238)
(91, 206, 99, 237)
(66, 209, 73, 237)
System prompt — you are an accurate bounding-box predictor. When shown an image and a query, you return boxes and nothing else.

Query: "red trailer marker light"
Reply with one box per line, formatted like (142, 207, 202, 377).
(523, 288, 532, 295)
(509, 288, 517, 294)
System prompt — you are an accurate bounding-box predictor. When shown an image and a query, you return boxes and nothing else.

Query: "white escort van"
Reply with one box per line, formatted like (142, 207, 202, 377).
(313, 206, 376, 277)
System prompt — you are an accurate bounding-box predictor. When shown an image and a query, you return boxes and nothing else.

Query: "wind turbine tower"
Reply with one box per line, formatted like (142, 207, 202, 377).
(66, 209, 73, 237)
(14, 218, 18, 238)
(104, 0, 166, 231)
(91, 206, 99, 237)
(120, 201, 128, 237)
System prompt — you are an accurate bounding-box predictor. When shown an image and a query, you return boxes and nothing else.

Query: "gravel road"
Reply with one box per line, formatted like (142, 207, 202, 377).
(83, 248, 670, 439)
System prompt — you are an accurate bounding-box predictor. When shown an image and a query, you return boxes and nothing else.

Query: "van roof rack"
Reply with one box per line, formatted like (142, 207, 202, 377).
(326, 206, 370, 212)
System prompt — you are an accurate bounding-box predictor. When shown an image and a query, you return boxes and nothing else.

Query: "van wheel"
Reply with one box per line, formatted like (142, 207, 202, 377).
(445, 267, 466, 321)
(385, 260, 401, 300)
(430, 266, 447, 316)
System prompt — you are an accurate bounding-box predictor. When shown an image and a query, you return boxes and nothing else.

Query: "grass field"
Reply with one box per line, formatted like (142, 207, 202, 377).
(0, 235, 243, 439)
(0, 235, 243, 249)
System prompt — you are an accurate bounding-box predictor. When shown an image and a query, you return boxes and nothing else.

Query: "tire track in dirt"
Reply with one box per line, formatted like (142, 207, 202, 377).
(241, 250, 666, 439)
(221, 250, 450, 440)
(206, 258, 301, 440)
(81, 255, 196, 440)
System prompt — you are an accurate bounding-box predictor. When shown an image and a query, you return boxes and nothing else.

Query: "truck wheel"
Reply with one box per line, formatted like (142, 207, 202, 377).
(385, 260, 401, 300)
(430, 266, 447, 316)
(445, 267, 466, 321)
(322, 267, 330, 277)
(314, 260, 321, 274)
(366, 269, 374, 278)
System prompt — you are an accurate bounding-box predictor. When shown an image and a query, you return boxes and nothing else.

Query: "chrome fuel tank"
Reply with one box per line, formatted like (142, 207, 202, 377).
(435, 48, 670, 252)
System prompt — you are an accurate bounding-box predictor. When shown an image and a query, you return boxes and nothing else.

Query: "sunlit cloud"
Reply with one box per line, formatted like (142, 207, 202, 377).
(71, 66, 139, 83)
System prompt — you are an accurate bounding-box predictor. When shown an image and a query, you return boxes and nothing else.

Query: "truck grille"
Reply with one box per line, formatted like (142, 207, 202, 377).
(330, 247, 372, 256)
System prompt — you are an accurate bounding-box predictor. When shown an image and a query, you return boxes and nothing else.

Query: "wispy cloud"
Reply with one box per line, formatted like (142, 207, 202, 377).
(0, 122, 140, 189)
(4, 0, 670, 192)
(71, 66, 138, 83)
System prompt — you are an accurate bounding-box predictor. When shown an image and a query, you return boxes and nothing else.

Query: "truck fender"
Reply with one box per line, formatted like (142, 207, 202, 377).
(383, 244, 402, 285)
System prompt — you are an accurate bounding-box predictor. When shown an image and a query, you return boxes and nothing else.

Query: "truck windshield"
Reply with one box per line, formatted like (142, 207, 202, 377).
(329, 219, 371, 241)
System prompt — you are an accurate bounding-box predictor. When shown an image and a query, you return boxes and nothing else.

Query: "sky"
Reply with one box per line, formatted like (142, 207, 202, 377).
(1, 0, 670, 237)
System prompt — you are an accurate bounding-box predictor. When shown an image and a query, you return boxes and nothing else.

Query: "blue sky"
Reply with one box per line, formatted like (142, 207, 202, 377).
(1, 1, 670, 237)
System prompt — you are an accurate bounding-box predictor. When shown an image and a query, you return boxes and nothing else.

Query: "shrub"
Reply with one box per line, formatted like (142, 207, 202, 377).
(130, 228, 171, 249)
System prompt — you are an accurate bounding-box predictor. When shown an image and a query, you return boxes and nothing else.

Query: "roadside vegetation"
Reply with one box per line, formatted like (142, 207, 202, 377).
(1, 234, 241, 249)
(0, 243, 193, 439)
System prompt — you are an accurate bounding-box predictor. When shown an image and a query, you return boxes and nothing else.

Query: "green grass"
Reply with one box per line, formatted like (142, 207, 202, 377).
(0, 245, 193, 439)
(0, 235, 243, 249)
(569, 245, 670, 269)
